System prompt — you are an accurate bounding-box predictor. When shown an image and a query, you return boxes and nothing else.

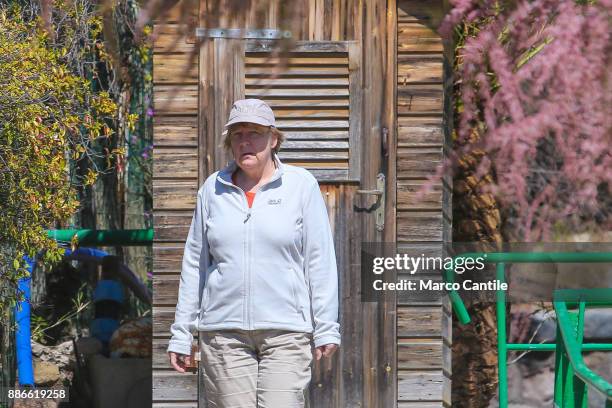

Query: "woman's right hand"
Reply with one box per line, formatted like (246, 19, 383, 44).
(168, 351, 189, 373)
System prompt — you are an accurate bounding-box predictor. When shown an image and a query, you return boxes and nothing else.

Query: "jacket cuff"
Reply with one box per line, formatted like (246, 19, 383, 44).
(313, 334, 341, 348)
(167, 339, 192, 356)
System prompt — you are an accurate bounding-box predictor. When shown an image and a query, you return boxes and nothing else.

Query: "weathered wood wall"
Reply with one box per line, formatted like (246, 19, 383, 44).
(152, 2, 200, 405)
(396, 1, 452, 407)
(152, 0, 451, 406)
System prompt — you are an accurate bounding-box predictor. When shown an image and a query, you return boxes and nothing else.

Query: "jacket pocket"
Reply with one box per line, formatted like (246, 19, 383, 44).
(290, 268, 307, 321)
(201, 263, 220, 314)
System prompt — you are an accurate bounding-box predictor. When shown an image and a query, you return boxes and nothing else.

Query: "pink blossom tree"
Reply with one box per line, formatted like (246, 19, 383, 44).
(442, 0, 611, 241)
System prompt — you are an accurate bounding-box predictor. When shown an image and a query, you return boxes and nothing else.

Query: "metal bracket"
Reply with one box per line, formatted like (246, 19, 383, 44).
(382, 127, 389, 157)
(356, 173, 385, 231)
(195, 28, 292, 40)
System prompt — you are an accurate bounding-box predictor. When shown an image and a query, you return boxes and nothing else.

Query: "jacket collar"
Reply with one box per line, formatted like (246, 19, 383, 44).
(217, 153, 284, 189)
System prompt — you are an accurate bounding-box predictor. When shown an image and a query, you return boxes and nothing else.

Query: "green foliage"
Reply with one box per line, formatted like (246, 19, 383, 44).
(0, 11, 117, 317)
(31, 283, 91, 343)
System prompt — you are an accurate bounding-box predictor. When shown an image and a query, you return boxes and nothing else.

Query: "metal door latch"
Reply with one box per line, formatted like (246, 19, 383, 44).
(355, 173, 385, 231)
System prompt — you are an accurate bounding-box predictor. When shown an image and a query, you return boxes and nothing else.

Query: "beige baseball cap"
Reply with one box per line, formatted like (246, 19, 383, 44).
(224, 98, 276, 129)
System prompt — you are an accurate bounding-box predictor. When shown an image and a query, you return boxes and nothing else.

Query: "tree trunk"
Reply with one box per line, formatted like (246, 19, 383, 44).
(452, 147, 504, 407)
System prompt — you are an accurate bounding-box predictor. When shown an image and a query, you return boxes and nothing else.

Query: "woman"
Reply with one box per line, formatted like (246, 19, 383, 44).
(166, 98, 341, 407)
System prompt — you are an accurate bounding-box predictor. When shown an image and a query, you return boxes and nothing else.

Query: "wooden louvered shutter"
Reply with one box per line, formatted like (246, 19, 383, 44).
(212, 40, 362, 182)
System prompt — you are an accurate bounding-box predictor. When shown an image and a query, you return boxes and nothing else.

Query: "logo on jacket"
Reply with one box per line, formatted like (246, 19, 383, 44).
(268, 199, 282, 205)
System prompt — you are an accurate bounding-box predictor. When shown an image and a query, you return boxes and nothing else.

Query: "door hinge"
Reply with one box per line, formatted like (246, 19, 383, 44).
(355, 173, 385, 231)
(195, 28, 292, 40)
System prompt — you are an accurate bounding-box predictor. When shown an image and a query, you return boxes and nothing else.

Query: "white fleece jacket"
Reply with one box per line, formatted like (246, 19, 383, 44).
(167, 154, 341, 355)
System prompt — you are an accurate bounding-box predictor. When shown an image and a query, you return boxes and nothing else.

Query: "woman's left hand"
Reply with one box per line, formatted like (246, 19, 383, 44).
(315, 344, 338, 360)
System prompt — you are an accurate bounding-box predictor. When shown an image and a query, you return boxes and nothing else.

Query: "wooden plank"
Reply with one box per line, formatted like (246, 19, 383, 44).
(442, 342, 452, 375)
(245, 77, 349, 86)
(198, 28, 213, 178)
(153, 53, 198, 84)
(153, 243, 185, 274)
(397, 179, 443, 210)
(153, 306, 176, 337)
(213, 38, 245, 170)
(278, 151, 349, 160)
(152, 0, 197, 24)
(331, 0, 341, 40)
(153, 180, 198, 210)
(152, 370, 198, 401)
(397, 22, 443, 53)
(153, 147, 198, 179)
(397, 306, 445, 337)
(283, 130, 349, 140)
(395, 272, 446, 305)
(153, 116, 198, 147)
(382, 0, 398, 405)
(347, 0, 362, 41)
(397, 339, 443, 369)
(257, 98, 350, 108)
(396, 243, 444, 257)
(290, 161, 348, 169)
(348, 40, 362, 181)
(361, 0, 387, 406)
(443, 372, 451, 406)
(397, 0, 443, 24)
(153, 274, 180, 306)
(398, 403, 444, 408)
(246, 41, 350, 53)
(154, 212, 193, 242)
(266, 107, 349, 118)
(441, 305, 451, 342)
(153, 339, 171, 368)
(282, 140, 349, 149)
(154, 85, 198, 115)
(153, 24, 195, 54)
(397, 55, 443, 84)
(398, 116, 444, 146)
(322, 0, 332, 40)
(397, 84, 443, 113)
(398, 370, 444, 401)
(274, 119, 349, 128)
(397, 211, 443, 242)
(246, 66, 349, 76)
(312, 191, 345, 404)
(245, 56, 348, 65)
(152, 402, 197, 408)
(306, 168, 351, 181)
(397, 147, 443, 179)
(314, 0, 324, 40)
(246, 87, 350, 97)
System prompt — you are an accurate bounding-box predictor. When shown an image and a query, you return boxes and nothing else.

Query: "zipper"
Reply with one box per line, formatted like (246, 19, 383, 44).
(215, 159, 283, 330)
(224, 184, 249, 329)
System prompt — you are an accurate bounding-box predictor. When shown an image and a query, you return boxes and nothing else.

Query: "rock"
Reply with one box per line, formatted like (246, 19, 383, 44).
(34, 360, 60, 386)
(30, 340, 73, 370)
(30, 340, 76, 384)
(532, 309, 612, 344)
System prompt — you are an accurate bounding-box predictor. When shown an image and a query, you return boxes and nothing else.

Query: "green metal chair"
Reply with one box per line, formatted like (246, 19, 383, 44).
(445, 252, 612, 408)
(553, 289, 612, 408)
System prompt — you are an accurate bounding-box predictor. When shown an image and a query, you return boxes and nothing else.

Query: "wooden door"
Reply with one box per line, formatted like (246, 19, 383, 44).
(151, 0, 397, 406)
(197, 34, 395, 408)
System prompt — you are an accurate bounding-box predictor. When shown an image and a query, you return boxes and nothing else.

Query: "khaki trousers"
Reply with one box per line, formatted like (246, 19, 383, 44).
(199, 329, 313, 408)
